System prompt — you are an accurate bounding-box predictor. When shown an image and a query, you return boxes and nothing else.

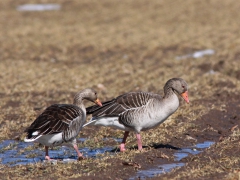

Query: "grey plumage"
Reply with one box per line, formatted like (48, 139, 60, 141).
(25, 104, 84, 142)
(85, 78, 189, 151)
(24, 88, 102, 160)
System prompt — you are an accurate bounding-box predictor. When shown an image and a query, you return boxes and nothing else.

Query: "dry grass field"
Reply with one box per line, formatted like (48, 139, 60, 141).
(0, 0, 240, 179)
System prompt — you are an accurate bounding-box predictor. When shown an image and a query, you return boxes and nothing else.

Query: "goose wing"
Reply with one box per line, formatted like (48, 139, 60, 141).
(87, 91, 161, 117)
(25, 104, 84, 140)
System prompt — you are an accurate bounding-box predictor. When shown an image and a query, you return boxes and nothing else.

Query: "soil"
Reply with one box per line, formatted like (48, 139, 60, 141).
(79, 91, 240, 180)
(0, 0, 240, 179)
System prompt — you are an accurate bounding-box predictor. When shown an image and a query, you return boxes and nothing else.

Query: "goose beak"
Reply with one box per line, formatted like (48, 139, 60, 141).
(95, 98, 102, 106)
(181, 91, 189, 103)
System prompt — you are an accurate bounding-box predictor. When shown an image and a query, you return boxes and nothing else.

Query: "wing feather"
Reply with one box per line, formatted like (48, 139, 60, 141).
(87, 92, 161, 117)
(25, 104, 83, 140)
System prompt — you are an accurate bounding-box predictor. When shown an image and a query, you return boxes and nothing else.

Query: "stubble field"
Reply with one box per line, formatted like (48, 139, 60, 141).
(0, 0, 240, 179)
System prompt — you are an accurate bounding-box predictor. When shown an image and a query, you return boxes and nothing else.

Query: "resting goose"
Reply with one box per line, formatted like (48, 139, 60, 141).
(83, 78, 189, 152)
(24, 88, 102, 160)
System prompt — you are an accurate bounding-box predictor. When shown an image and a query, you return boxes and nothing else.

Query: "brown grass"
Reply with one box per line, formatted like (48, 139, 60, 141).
(0, 0, 240, 179)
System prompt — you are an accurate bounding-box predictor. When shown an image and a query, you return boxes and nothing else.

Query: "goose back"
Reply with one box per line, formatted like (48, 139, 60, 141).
(25, 104, 85, 141)
(118, 93, 179, 132)
(86, 91, 161, 117)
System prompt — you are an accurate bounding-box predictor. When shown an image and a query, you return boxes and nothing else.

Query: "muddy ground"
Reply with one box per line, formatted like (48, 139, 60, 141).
(0, 0, 240, 179)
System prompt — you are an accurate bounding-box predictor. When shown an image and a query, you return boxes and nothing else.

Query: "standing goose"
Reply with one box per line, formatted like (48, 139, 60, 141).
(24, 88, 102, 160)
(83, 78, 189, 152)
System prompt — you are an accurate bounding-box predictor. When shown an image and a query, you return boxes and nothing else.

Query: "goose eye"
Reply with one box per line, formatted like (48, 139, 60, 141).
(182, 85, 185, 88)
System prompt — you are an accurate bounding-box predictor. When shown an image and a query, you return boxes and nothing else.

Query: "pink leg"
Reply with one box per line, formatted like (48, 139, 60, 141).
(73, 144, 84, 160)
(120, 131, 129, 152)
(45, 146, 51, 160)
(136, 133, 143, 151)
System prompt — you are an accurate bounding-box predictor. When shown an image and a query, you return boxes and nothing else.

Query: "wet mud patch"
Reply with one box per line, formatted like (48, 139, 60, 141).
(129, 141, 214, 179)
(147, 94, 240, 179)
(1, 0, 240, 179)
(79, 93, 240, 180)
(1, 87, 239, 180)
(0, 138, 118, 167)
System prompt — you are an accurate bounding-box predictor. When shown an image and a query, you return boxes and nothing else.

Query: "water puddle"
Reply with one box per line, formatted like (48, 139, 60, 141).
(0, 138, 117, 167)
(17, 4, 61, 11)
(0, 138, 214, 176)
(176, 49, 215, 60)
(130, 141, 214, 179)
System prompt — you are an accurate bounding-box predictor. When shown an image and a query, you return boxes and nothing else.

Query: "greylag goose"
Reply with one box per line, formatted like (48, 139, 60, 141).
(24, 88, 102, 160)
(83, 78, 189, 152)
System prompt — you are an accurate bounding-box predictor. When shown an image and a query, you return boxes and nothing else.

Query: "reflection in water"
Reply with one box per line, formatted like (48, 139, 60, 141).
(0, 138, 116, 166)
(129, 163, 185, 179)
(129, 141, 214, 179)
(0, 139, 214, 179)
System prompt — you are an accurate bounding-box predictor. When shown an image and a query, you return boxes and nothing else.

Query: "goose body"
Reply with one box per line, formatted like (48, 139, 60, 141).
(24, 88, 102, 160)
(84, 78, 189, 151)
(85, 93, 179, 131)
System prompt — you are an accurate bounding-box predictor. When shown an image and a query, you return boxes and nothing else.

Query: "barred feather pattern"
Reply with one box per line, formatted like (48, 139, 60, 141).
(25, 104, 85, 142)
(87, 92, 161, 117)
(85, 78, 188, 134)
(84, 78, 188, 152)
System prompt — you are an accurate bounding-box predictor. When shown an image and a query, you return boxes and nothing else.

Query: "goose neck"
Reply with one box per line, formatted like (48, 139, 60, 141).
(163, 85, 175, 100)
(73, 95, 86, 114)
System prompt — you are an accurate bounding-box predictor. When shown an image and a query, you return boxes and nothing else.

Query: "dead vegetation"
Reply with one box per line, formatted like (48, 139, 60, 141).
(0, 0, 240, 179)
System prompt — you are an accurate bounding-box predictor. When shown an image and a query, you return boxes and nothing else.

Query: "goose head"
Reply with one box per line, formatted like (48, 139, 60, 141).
(165, 78, 189, 103)
(74, 88, 102, 106)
